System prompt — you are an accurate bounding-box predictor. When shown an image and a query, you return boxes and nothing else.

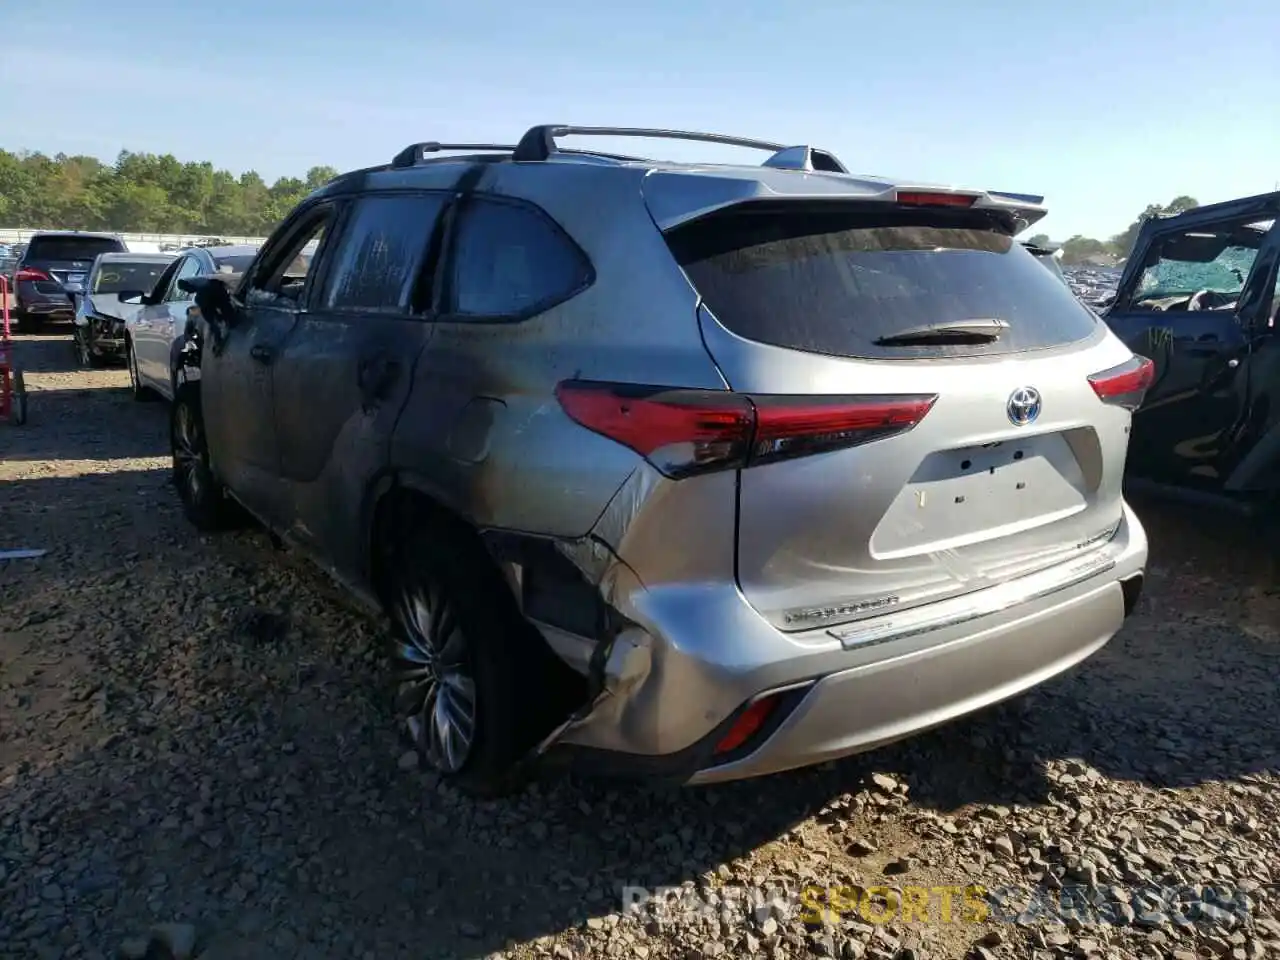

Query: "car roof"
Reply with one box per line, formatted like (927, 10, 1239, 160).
(27, 230, 124, 240)
(95, 252, 177, 263)
(314, 125, 1049, 233)
(183, 243, 259, 258)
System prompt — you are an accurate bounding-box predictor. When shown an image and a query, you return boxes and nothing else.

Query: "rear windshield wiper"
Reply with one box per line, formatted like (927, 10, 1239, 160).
(873, 318, 1008, 347)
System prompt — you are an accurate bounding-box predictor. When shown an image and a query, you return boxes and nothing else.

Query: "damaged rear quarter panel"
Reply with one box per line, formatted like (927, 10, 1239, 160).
(387, 161, 727, 539)
(550, 464, 752, 757)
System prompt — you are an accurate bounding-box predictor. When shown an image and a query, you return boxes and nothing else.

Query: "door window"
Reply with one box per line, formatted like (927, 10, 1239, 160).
(245, 207, 334, 307)
(444, 196, 592, 319)
(165, 256, 203, 302)
(1127, 220, 1271, 313)
(321, 193, 447, 314)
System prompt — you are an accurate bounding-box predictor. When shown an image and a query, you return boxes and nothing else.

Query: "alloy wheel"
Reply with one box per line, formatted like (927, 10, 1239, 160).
(172, 400, 207, 506)
(390, 579, 478, 774)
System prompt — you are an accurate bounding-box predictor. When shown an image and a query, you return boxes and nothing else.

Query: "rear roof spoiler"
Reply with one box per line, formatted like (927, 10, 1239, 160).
(974, 190, 1049, 232)
(988, 190, 1045, 205)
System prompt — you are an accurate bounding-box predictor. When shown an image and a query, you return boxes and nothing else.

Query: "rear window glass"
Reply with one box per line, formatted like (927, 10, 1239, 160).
(26, 235, 124, 262)
(667, 208, 1100, 359)
(92, 260, 172, 294)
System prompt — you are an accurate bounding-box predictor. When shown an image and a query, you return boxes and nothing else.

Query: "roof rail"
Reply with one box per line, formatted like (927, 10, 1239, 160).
(513, 125, 787, 162)
(389, 140, 652, 169)
(392, 128, 851, 174)
(391, 142, 518, 168)
(512, 125, 848, 172)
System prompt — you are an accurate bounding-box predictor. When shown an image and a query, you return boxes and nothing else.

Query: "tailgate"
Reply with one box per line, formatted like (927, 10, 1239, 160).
(663, 199, 1140, 633)
(43, 259, 94, 292)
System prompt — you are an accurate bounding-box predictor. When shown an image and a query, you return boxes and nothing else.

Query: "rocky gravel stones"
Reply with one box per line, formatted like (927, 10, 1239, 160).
(2, 333, 1279, 960)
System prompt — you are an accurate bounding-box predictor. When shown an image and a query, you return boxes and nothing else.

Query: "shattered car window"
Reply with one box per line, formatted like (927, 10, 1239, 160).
(1137, 246, 1258, 297)
(1134, 221, 1271, 303)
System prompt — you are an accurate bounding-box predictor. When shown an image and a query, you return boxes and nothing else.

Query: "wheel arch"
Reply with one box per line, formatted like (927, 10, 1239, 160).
(364, 473, 520, 613)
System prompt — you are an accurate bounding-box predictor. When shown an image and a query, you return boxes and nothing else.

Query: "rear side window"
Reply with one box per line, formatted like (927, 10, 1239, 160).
(26, 235, 124, 262)
(321, 193, 446, 313)
(667, 207, 1100, 359)
(445, 197, 591, 319)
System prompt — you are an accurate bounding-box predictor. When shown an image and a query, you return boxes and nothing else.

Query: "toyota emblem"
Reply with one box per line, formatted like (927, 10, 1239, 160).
(1007, 387, 1042, 426)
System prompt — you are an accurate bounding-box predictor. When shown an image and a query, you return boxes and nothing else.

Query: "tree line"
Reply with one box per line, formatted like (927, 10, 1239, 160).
(0, 148, 340, 237)
(1027, 195, 1200, 266)
(1, 146, 1198, 260)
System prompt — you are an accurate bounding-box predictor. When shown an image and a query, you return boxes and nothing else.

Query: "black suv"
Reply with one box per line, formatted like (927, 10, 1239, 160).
(11, 231, 128, 330)
(1100, 190, 1280, 514)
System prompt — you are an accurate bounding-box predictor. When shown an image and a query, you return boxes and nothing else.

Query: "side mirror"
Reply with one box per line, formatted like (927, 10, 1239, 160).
(179, 275, 236, 325)
(116, 290, 147, 305)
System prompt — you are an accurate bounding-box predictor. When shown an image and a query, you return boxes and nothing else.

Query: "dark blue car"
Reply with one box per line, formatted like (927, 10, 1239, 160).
(11, 231, 128, 330)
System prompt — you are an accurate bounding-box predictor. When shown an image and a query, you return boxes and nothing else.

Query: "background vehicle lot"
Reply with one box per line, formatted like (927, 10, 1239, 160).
(1, 333, 1279, 960)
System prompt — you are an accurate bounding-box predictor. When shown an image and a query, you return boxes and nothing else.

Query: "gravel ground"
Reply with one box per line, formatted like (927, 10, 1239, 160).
(2, 330, 1279, 960)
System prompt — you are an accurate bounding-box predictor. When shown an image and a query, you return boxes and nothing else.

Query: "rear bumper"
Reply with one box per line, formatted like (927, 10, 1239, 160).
(546, 501, 1147, 785)
(16, 282, 73, 316)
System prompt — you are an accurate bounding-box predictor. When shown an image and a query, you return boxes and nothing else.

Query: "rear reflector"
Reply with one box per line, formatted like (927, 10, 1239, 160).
(15, 267, 50, 282)
(554, 381, 937, 479)
(1088, 355, 1155, 410)
(715, 695, 780, 754)
(896, 191, 978, 208)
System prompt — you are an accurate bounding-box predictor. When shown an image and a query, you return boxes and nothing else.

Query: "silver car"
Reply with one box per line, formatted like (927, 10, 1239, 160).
(119, 244, 259, 401)
(169, 126, 1151, 795)
(72, 252, 176, 366)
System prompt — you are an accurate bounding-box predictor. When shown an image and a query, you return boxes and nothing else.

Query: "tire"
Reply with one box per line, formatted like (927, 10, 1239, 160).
(381, 512, 580, 797)
(126, 337, 153, 402)
(170, 387, 237, 531)
(8, 370, 27, 425)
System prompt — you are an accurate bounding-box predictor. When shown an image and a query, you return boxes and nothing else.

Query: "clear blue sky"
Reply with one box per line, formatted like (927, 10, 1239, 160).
(4, 0, 1277, 241)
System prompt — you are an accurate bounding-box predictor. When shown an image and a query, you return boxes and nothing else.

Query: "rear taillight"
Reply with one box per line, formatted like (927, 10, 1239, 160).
(896, 191, 978, 208)
(1088, 355, 1155, 411)
(15, 267, 50, 282)
(752, 395, 938, 466)
(554, 380, 937, 479)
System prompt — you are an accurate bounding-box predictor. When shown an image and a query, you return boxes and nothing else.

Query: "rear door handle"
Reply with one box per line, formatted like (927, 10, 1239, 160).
(250, 344, 275, 365)
(358, 354, 400, 411)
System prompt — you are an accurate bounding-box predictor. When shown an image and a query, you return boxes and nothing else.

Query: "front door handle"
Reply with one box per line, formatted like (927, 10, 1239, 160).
(250, 344, 275, 365)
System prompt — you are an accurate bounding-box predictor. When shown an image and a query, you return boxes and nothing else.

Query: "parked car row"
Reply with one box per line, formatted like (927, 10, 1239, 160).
(0, 241, 24, 286)
(17, 127, 1280, 801)
(115, 244, 261, 399)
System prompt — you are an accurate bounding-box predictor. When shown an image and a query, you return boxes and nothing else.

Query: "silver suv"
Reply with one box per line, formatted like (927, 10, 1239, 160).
(172, 125, 1151, 795)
